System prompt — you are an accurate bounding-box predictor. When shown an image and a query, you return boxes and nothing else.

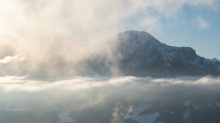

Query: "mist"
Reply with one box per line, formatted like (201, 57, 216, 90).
(0, 76, 220, 123)
(0, 29, 127, 77)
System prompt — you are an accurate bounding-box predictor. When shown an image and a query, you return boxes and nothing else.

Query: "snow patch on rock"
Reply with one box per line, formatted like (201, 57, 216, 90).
(183, 101, 193, 107)
(183, 109, 190, 123)
(57, 112, 75, 123)
(124, 104, 160, 123)
(194, 106, 200, 110)
(215, 102, 220, 107)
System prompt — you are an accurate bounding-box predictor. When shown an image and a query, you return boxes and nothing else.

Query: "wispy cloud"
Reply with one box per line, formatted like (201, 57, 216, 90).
(0, 0, 218, 42)
(195, 17, 210, 30)
(111, 102, 125, 123)
(0, 76, 220, 92)
(0, 55, 24, 64)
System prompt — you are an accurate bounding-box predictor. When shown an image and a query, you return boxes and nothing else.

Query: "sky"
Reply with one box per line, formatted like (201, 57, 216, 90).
(0, 0, 220, 59)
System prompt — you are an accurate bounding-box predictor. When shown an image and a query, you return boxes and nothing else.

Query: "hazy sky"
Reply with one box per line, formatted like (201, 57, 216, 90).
(0, 0, 219, 59)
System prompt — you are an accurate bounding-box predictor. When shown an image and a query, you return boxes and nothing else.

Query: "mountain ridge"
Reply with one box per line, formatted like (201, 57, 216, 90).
(90, 30, 220, 77)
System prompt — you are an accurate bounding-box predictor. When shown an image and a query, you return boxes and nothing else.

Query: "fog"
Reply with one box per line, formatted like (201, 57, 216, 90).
(0, 76, 220, 123)
(0, 0, 218, 42)
(0, 30, 126, 77)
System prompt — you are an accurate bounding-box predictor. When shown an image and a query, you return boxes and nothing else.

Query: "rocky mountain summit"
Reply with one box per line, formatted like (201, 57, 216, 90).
(119, 31, 220, 77)
(89, 30, 220, 77)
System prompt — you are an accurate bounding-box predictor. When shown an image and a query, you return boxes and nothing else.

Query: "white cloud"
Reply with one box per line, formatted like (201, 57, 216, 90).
(0, 55, 25, 64)
(196, 17, 210, 30)
(0, 75, 219, 111)
(0, 76, 219, 92)
(111, 102, 124, 123)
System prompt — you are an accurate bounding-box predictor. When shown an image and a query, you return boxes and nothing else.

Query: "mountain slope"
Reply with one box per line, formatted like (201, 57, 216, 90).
(100, 30, 220, 77)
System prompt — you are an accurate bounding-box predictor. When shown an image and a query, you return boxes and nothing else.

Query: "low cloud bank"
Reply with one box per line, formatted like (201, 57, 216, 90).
(0, 76, 220, 123)
(0, 76, 220, 92)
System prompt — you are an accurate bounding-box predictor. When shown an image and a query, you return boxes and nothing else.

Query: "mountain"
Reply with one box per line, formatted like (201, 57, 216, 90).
(88, 30, 220, 77)
(212, 58, 220, 63)
(1, 30, 219, 78)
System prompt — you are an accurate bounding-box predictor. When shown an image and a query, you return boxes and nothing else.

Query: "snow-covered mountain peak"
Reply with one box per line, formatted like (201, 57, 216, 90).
(114, 31, 197, 58)
(95, 30, 220, 77)
(117, 30, 157, 44)
(112, 30, 160, 55)
(212, 58, 220, 63)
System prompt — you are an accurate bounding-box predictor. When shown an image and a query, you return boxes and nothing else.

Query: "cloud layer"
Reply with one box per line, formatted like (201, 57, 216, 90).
(0, 76, 220, 92)
(0, 76, 220, 122)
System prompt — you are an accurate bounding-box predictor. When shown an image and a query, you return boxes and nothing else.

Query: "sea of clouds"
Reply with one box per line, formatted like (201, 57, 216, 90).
(0, 76, 220, 123)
